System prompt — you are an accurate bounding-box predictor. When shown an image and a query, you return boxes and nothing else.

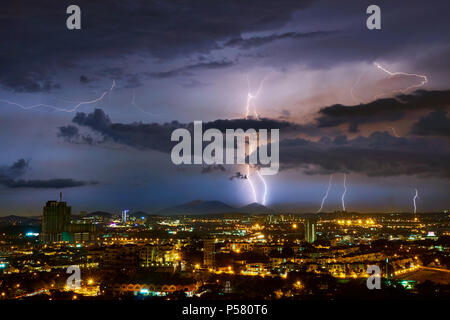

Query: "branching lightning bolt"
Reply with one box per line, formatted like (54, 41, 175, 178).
(245, 142, 258, 204)
(341, 173, 347, 212)
(245, 75, 267, 120)
(352, 63, 428, 103)
(317, 174, 333, 213)
(365, 64, 425, 215)
(374, 62, 428, 96)
(0, 80, 116, 113)
(413, 188, 419, 214)
(245, 141, 267, 205)
(240, 75, 269, 205)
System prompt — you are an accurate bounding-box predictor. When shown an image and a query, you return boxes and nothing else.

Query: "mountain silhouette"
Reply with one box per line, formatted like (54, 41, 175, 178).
(158, 200, 235, 215)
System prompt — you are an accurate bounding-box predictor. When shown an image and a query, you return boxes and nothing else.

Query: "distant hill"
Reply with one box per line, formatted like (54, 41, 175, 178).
(237, 202, 275, 214)
(0, 215, 41, 225)
(85, 211, 113, 218)
(158, 200, 235, 215)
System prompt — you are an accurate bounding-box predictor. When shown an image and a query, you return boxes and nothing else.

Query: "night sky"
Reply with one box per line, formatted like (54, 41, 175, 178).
(1, 0, 449, 215)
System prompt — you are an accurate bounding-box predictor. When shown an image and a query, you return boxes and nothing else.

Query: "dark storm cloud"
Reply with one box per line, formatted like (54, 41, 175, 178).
(333, 135, 348, 145)
(316, 90, 450, 132)
(240, 0, 450, 77)
(148, 60, 235, 78)
(411, 110, 450, 137)
(279, 131, 450, 178)
(1, 0, 313, 91)
(79, 75, 91, 84)
(179, 79, 209, 89)
(3, 77, 61, 93)
(58, 125, 95, 145)
(3, 0, 448, 93)
(201, 165, 226, 174)
(278, 109, 291, 120)
(67, 108, 324, 153)
(58, 125, 79, 139)
(71, 109, 186, 153)
(224, 30, 337, 49)
(64, 109, 449, 178)
(229, 172, 247, 180)
(0, 159, 97, 189)
(0, 159, 29, 180)
(3, 179, 97, 189)
(202, 118, 320, 136)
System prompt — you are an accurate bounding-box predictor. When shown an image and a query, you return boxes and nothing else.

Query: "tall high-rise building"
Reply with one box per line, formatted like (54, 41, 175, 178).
(41, 193, 96, 243)
(304, 218, 317, 243)
(122, 209, 129, 224)
(41, 195, 71, 242)
(203, 238, 215, 269)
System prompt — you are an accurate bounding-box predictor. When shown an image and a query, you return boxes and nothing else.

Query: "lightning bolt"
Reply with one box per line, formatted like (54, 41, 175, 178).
(317, 174, 333, 213)
(341, 173, 347, 212)
(131, 89, 160, 117)
(413, 188, 419, 214)
(352, 63, 428, 103)
(388, 126, 400, 137)
(245, 140, 258, 203)
(246, 164, 258, 203)
(245, 75, 267, 120)
(256, 170, 268, 206)
(109, 79, 116, 94)
(350, 65, 424, 215)
(350, 70, 366, 104)
(245, 141, 267, 205)
(240, 75, 269, 204)
(0, 80, 116, 113)
(374, 62, 428, 96)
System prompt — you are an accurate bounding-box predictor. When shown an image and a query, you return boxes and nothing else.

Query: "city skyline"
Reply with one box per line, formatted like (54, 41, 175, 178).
(1, 0, 449, 215)
(1, 195, 449, 301)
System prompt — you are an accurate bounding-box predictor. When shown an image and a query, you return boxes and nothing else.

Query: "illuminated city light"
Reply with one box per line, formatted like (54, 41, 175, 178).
(25, 232, 39, 237)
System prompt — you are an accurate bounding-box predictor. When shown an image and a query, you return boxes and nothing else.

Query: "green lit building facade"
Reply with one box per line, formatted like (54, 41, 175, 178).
(41, 200, 72, 242)
(41, 197, 96, 243)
